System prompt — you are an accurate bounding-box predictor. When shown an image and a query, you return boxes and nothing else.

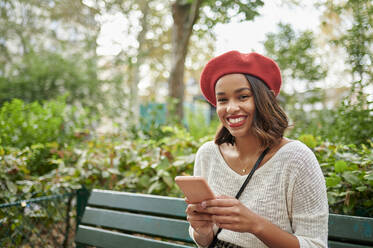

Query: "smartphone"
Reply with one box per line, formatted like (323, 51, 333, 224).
(175, 176, 215, 203)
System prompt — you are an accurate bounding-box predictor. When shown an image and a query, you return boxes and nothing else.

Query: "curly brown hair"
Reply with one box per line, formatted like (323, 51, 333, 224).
(214, 74, 288, 148)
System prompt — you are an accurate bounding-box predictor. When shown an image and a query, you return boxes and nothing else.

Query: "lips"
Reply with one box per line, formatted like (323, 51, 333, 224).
(226, 116, 247, 127)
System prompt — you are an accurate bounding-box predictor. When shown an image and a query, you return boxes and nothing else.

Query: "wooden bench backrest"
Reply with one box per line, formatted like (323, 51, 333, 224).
(328, 213, 373, 248)
(75, 189, 373, 248)
(75, 189, 193, 248)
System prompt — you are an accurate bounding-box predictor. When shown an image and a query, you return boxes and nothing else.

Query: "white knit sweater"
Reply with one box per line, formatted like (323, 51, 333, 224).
(189, 140, 328, 248)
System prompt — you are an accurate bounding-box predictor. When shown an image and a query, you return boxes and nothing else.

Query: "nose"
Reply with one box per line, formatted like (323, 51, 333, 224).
(226, 100, 240, 113)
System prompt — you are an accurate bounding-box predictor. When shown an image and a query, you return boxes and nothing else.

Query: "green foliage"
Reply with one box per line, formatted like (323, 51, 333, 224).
(1, 103, 372, 217)
(325, 90, 373, 145)
(0, 98, 89, 149)
(0, 125, 206, 205)
(311, 139, 373, 217)
(298, 134, 317, 149)
(0, 51, 103, 109)
(0, 1, 112, 113)
(199, 0, 264, 30)
(288, 87, 373, 146)
(185, 104, 219, 140)
(0, 98, 64, 148)
(329, 0, 373, 85)
(264, 23, 327, 82)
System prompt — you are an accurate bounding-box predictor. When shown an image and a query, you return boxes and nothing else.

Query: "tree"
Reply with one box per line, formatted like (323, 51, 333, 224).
(0, 0, 102, 108)
(320, 0, 373, 88)
(168, 0, 264, 120)
(0, 50, 103, 106)
(100, 0, 217, 124)
(317, 0, 373, 145)
(264, 23, 327, 84)
(263, 23, 329, 138)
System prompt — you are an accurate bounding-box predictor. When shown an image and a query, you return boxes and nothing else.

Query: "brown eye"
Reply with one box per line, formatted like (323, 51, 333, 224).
(239, 95, 250, 100)
(217, 98, 227, 103)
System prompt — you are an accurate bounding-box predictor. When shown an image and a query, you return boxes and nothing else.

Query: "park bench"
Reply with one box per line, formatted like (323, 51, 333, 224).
(75, 188, 373, 248)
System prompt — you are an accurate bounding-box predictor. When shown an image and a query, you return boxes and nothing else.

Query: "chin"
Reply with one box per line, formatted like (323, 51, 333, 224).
(228, 128, 250, 138)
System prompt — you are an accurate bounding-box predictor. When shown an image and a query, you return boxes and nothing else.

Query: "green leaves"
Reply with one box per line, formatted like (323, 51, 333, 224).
(342, 171, 360, 185)
(325, 174, 341, 188)
(298, 134, 317, 149)
(317, 140, 373, 216)
(0, 98, 87, 149)
(264, 23, 327, 83)
(6, 180, 17, 194)
(0, 96, 372, 218)
(334, 160, 348, 173)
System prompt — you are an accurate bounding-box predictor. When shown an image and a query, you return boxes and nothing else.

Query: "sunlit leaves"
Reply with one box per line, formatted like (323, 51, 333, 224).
(0, 98, 87, 148)
(199, 0, 264, 29)
(264, 23, 327, 82)
(334, 160, 348, 173)
(322, 0, 373, 85)
(298, 134, 317, 149)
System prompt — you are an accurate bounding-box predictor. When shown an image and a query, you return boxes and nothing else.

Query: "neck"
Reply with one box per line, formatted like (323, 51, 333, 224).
(234, 134, 263, 157)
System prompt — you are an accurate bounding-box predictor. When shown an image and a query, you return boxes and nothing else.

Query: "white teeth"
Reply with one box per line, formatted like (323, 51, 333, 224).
(228, 117, 245, 124)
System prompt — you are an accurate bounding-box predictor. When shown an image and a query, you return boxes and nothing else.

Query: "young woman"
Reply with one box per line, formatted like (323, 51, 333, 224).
(186, 51, 328, 248)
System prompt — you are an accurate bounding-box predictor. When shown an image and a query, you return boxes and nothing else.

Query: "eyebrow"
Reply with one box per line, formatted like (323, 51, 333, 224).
(216, 87, 251, 95)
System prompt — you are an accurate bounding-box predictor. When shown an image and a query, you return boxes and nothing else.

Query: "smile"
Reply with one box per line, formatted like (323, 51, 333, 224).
(227, 116, 246, 127)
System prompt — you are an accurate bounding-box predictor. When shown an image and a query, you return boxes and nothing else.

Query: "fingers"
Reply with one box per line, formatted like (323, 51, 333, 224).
(190, 220, 212, 227)
(215, 195, 233, 199)
(202, 197, 238, 208)
(212, 214, 239, 224)
(204, 206, 238, 215)
(185, 197, 239, 216)
(186, 203, 209, 215)
(187, 214, 212, 222)
(186, 204, 214, 225)
(214, 223, 241, 232)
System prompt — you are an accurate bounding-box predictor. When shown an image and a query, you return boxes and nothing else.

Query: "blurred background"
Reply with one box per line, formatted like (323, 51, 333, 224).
(0, 0, 372, 246)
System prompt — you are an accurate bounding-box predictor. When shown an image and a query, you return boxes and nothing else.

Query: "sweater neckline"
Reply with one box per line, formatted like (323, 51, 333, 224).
(212, 140, 298, 178)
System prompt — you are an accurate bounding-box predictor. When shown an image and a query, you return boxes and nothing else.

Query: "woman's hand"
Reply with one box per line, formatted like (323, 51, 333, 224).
(201, 195, 262, 234)
(185, 199, 214, 237)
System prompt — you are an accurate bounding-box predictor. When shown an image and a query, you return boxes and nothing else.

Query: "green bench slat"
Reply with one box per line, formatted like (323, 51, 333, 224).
(76, 189, 373, 248)
(75, 225, 193, 248)
(328, 240, 372, 248)
(88, 189, 187, 218)
(329, 213, 373, 245)
(81, 207, 193, 243)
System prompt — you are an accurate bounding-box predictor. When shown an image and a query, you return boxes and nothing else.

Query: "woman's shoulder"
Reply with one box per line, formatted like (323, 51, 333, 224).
(194, 140, 219, 173)
(279, 139, 315, 156)
(277, 139, 321, 175)
(275, 139, 319, 166)
(196, 140, 216, 154)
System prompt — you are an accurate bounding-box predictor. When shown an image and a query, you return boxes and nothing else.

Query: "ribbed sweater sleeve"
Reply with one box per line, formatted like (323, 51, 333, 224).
(288, 150, 329, 247)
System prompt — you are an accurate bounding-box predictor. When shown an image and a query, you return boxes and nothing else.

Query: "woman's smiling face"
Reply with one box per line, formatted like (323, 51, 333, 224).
(215, 73, 256, 139)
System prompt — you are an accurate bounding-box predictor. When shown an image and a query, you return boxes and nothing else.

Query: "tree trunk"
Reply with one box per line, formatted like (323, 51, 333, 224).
(168, 0, 202, 120)
(130, 0, 149, 123)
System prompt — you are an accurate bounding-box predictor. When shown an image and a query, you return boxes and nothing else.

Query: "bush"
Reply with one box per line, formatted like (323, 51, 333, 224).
(0, 124, 211, 204)
(302, 136, 373, 217)
(287, 85, 373, 146)
(1, 98, 372, 217)
(0, 98, 89, 149)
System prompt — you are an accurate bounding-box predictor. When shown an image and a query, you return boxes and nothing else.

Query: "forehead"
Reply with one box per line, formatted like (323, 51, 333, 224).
(215, 73, 251, 92)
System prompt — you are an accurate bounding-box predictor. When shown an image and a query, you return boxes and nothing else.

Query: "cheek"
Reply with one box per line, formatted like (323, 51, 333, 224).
(246, 100, 256, 113)
(216, 107, 225, 121)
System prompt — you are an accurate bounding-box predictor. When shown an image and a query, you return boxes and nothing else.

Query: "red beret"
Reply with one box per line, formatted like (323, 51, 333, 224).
(200, 50, 282, 106)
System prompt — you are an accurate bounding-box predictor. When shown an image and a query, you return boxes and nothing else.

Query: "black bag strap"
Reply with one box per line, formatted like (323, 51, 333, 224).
(208, 147, 269, 248)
